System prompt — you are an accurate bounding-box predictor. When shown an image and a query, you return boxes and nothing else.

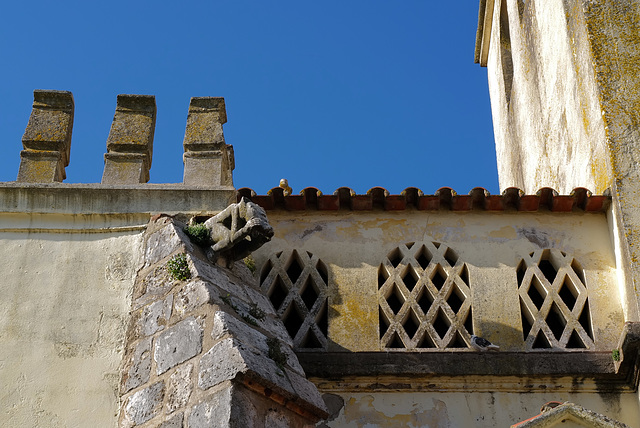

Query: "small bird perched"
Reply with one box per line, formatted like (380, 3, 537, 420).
(279, 178, 292, 196)
(470, 335, 500, 351)
(540, 401, 563, 413)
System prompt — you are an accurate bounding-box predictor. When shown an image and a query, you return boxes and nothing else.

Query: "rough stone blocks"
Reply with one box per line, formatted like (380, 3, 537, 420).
(166, 363, 193, 414)
(122, 337, 152, 393)
(123, 381, 164, 427)
(154, 317, 203, 375)
(118, 216, 327, 427)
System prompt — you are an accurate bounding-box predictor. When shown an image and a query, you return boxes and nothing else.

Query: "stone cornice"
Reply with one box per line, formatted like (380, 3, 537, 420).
(0, 182, 235, 215)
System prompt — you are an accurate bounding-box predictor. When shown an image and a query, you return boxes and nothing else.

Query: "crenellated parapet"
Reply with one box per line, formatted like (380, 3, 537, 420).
(17, 90, 74, 183)
(14, 90, 235, 188)
(183, 97, 235, 188)
(102, 94, 157, 184)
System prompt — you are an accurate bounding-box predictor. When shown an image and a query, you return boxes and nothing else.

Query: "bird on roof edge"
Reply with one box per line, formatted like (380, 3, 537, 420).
(279, 178, 292, 196)
(470, 335, 500, 351)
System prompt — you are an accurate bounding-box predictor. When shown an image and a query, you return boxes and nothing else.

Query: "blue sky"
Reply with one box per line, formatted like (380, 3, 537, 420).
(0, 1, 498, 195)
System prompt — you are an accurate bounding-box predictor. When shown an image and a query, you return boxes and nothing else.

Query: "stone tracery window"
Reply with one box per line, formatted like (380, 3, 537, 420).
(517, 249, 594, 349)
(259, 249, 328, 349)
(378, 241, 473, 349)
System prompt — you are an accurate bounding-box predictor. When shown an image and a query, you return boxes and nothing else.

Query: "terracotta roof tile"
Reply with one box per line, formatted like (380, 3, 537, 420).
(237, 186, 610, 213)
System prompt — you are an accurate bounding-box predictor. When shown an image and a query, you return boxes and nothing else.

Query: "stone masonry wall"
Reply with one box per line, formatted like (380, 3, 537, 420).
(118, 215, 327, 427)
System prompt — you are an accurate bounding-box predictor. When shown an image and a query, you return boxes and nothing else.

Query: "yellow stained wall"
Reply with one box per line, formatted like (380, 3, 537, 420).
(255, 209, 637, 425)
(253, 210, 623, 352)
(482, 1, 640, 419)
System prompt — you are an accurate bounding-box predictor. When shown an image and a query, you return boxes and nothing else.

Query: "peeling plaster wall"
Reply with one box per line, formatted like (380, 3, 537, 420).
(487, 0, 611, 194)
(323, 391, 639, 428)
(0, 213, 146, 427)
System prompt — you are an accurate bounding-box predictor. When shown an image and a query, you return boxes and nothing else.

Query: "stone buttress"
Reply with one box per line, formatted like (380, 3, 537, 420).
(118, 215, 328, 427)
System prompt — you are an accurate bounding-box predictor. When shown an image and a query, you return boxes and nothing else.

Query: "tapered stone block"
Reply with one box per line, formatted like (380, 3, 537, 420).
(102, 94, 156, 184)
(17, 90, 74, 182)
(182, 97, 235, 187)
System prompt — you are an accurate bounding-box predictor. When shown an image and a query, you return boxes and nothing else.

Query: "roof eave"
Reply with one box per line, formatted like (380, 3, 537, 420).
(474, 0, 495, 67)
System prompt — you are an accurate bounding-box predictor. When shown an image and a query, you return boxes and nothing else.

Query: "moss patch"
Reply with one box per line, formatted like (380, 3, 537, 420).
(184, 223, 213, 247)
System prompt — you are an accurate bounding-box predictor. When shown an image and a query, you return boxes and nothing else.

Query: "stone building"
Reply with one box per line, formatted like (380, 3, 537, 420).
(1, 1, 640, 427)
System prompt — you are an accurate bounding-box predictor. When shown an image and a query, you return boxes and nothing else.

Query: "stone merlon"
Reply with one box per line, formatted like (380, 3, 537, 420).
(17, 90, 74, 183)
(183, 96, 235, 187)
(102, 94, 157, 185)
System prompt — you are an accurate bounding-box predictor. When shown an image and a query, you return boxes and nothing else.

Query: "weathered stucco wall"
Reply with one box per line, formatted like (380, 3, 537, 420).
(0, 213, 147, 426)
(252, 208, 638, 426)
(486, 0, 611, 194)
(480, 1, 640, 418)
(322, 391, 639, 427)
(482, 0, 640, 333)
(585, 0, 640, 327)
(0, 183, 235, 427)
(253, 210, 623, 353)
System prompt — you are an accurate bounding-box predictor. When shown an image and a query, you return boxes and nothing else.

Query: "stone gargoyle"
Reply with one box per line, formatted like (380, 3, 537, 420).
(203, 197, 274, 264)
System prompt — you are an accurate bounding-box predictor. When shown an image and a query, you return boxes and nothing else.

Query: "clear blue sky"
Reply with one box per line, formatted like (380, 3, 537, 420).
(0, 1, 498, 195)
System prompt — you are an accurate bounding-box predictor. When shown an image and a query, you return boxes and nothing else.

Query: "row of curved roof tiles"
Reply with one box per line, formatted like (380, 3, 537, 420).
(237, 187, 611, 212)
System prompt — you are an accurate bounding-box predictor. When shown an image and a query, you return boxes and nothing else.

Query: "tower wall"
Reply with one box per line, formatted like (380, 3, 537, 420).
(478, 0, 640, 324)
(479, 0, 614, 194)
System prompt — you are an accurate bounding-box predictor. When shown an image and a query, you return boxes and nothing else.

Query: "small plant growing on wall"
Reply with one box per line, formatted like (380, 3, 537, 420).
(244, 255, 256, 274)
(267, 337, 287, 370)
(221, 293, 239, 311)
(249, 303, 266, 321)
(241, 314, 259, 326)
(612, 349, 620, 362)
(167, 253, 191, 281)
(184, 223, 212, 247)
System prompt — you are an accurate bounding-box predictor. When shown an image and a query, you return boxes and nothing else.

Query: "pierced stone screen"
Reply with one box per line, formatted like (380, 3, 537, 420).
(259, 249, 329, 350)
(378, 241, 473, 349)
(517, 249, 594, 349)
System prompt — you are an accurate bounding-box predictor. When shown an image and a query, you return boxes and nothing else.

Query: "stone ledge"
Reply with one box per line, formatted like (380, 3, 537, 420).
(299, 351, 615, 376)
(0, 183, 235, 215)
(614, 322, 640, 385)
(298, 347, 640, 392)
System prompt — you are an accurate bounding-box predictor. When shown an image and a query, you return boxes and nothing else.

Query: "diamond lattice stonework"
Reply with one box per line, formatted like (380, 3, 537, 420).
(517, 249, 594, 350)
(378, 241, 473, 350)
(260, 249, 329, 349)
